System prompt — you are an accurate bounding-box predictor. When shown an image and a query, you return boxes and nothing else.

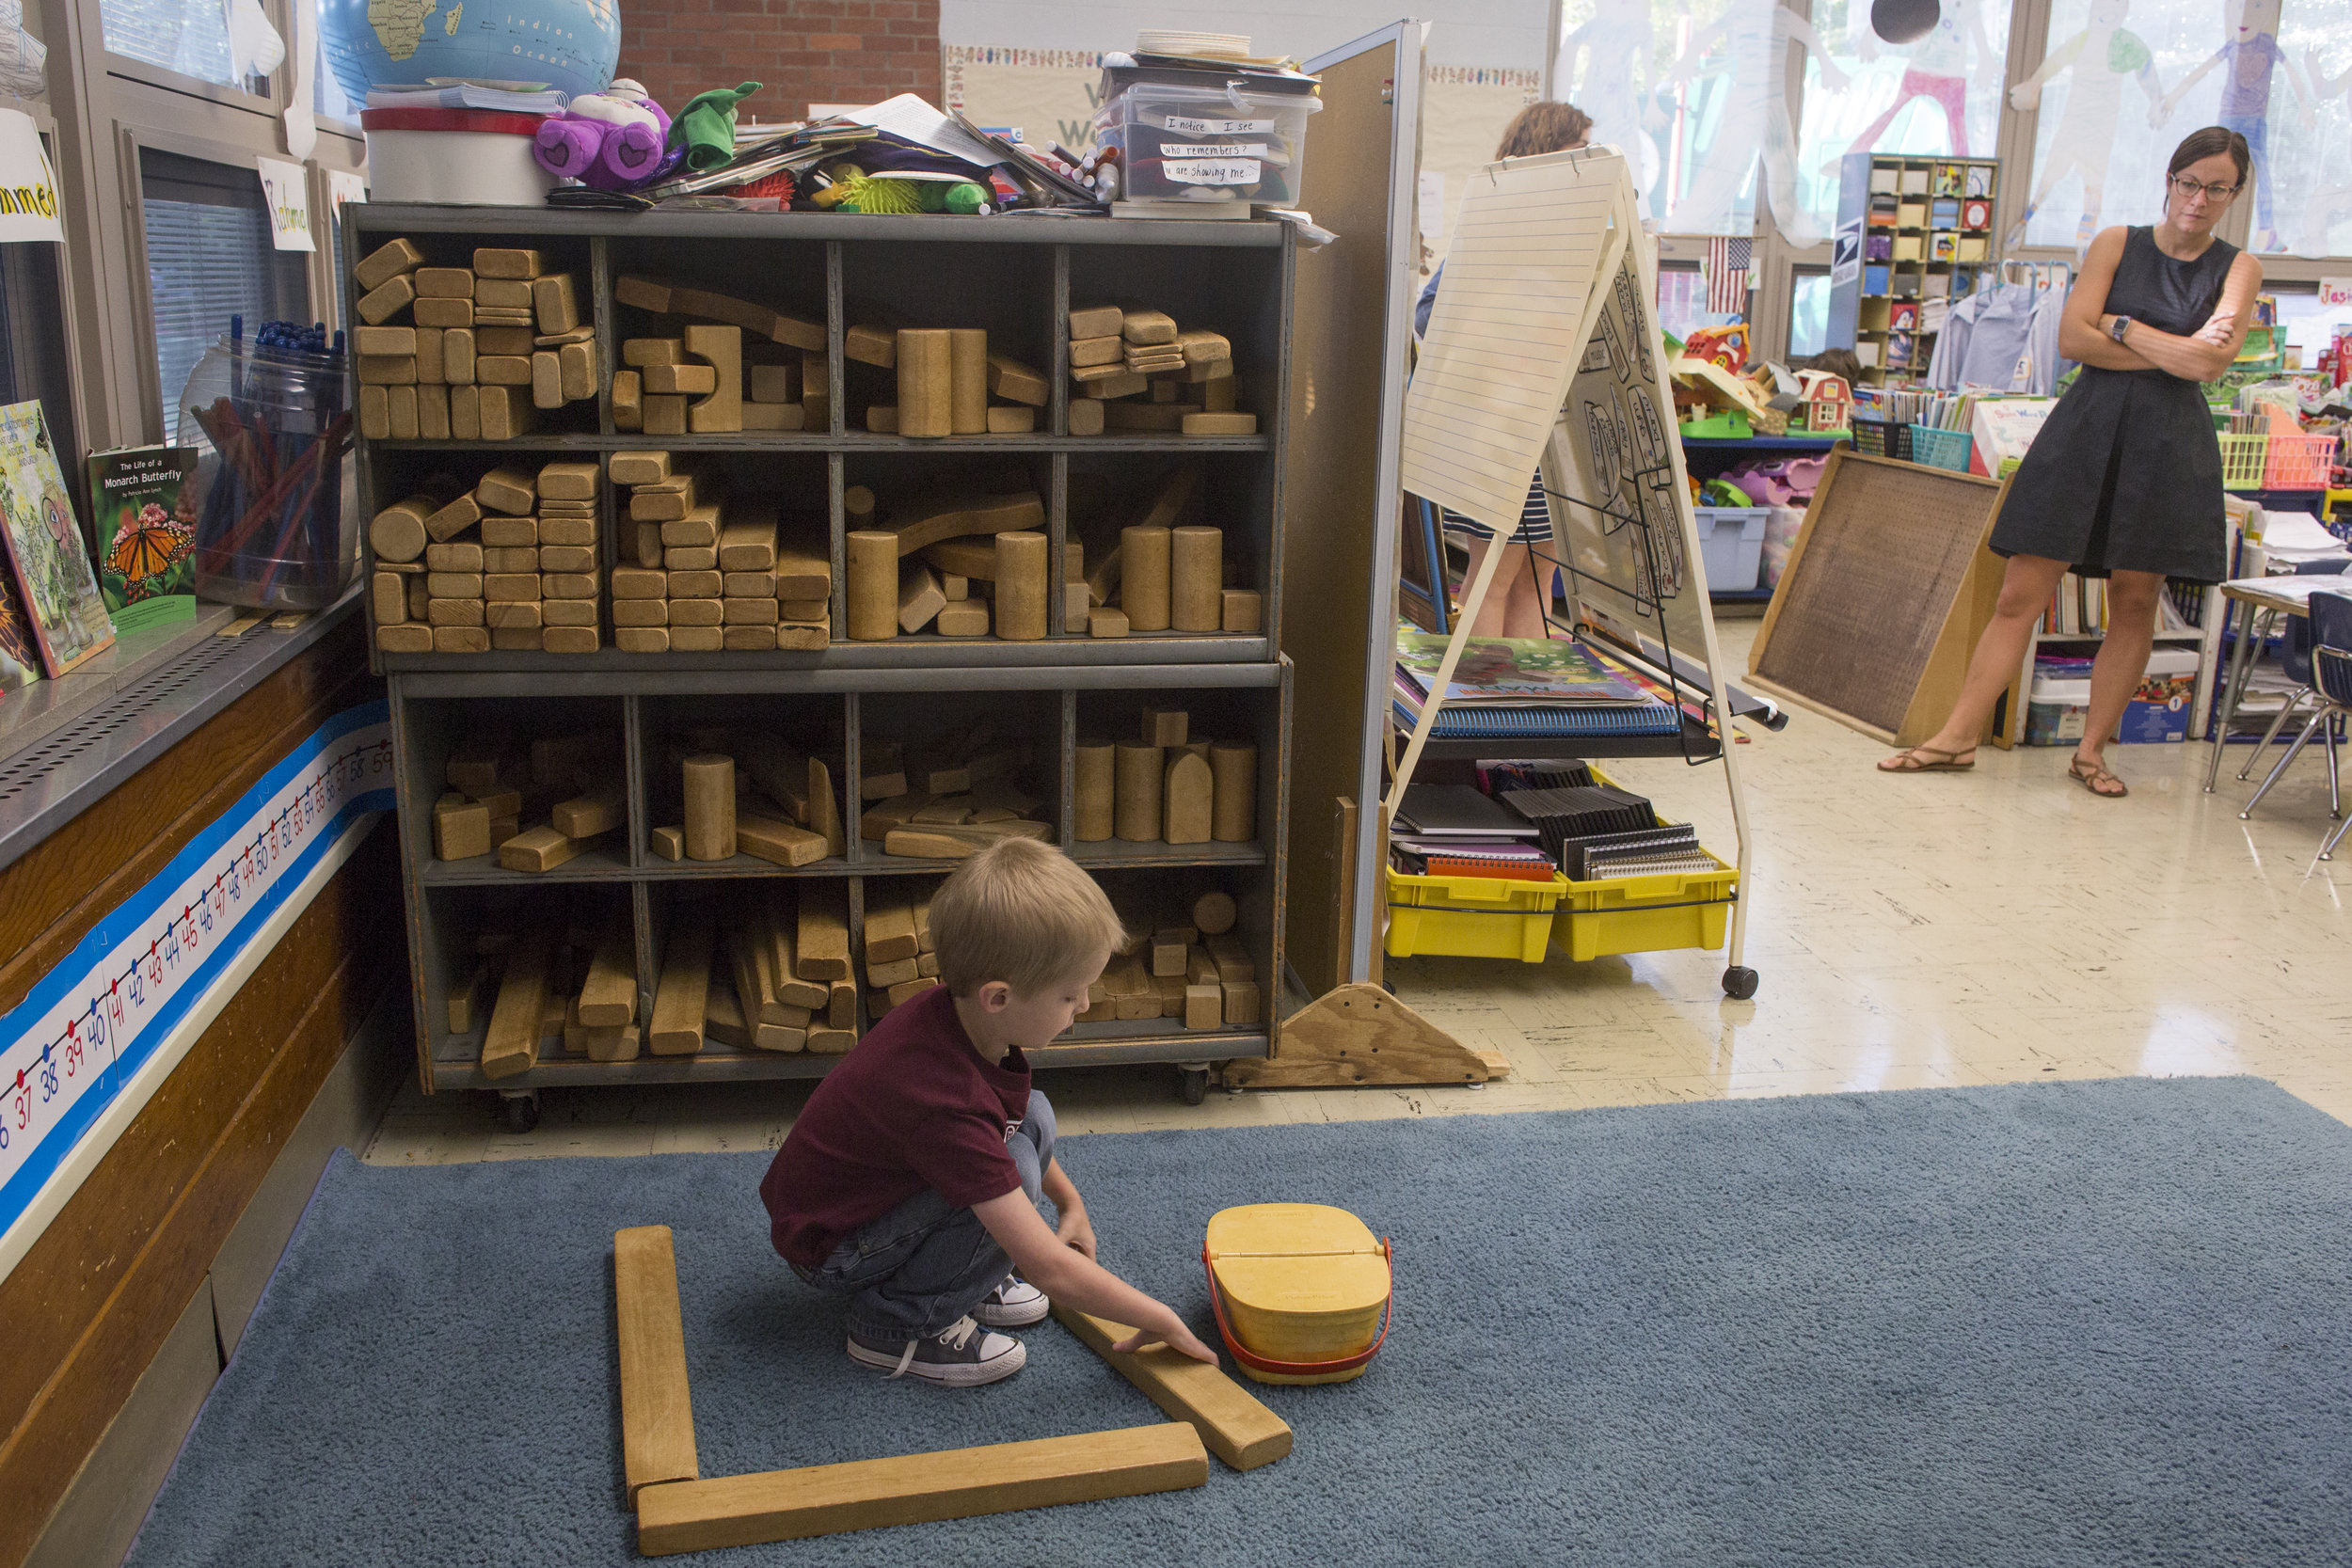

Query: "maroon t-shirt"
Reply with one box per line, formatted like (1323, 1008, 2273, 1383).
(760, 984, 1032, 1268)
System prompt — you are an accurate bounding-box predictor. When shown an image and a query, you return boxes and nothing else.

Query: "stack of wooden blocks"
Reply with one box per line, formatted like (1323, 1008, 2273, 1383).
(429, 727, 624, 873)
(845, 483, 1063, 641)
(1065, 304, 1252, 437)
(612, 275, 826, 434)
(608, 451, 832, 652)
(470, 904, 643, 1078)
(857, 732, 1053, 860)
(849, 324, 1050, 436)
(862, 882, 941, 1020)
(351, 239, 593, 441)
(370, 459, 603, 654)
(1086, 890, 1258, 1030)
(1073, 467, 1260, 639)
(654, 884, 859, 1057)
(651, 736, 846, 870)
(1074, 708, 1256, 847)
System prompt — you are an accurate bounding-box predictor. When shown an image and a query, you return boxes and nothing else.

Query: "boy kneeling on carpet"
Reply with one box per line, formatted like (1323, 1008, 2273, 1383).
(760, 838, 1221, 1387)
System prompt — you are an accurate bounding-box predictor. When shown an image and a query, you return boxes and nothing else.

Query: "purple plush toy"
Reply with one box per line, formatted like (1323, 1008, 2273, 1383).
(532, 79, 678, 190)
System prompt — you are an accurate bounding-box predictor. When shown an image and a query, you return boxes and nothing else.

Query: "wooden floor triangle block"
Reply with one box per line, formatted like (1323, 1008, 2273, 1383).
(1223, 984, 1507, 1088)
(1054, 1304, 1293, 1469)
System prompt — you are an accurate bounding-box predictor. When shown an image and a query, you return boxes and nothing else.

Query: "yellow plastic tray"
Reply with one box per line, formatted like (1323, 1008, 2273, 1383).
(1382, 867, 1567, 963)
(1551, 848, 1739, 962)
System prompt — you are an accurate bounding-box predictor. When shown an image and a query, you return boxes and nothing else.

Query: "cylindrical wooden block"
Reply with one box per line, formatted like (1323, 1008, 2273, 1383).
(1115, 742, 1164, 842)
(1170, 526, 1222, 632)
(1193, 890, 1237, 936)
(1122, 525, 1171, 632)
(844, 484, 876, 525)
(369, 500, 429, 563)
(993, 530, 1048, 641)
(682, 753, 737, 861)
(1074, 738, 1117, 842)
(1210, 740, 1257, 843)
(896, 328, 952, 438)
(948, 328, 989, 435)
(847, 531, 900, 641)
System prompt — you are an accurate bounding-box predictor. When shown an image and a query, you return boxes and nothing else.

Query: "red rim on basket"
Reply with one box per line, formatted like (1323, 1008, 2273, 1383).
(359, 108, 552, 135)
(1200, 1237, 1395, 1378)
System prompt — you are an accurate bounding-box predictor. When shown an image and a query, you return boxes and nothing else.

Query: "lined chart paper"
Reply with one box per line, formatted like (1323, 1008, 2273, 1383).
(1402, 147, 1624, 534)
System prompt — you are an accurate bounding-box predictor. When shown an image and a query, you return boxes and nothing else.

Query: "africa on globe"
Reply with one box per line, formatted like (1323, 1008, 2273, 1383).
(321, 0, 619, 103)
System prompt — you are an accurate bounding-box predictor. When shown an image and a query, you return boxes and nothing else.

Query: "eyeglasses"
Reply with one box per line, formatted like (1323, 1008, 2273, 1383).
(2169, 176, 2240, 202)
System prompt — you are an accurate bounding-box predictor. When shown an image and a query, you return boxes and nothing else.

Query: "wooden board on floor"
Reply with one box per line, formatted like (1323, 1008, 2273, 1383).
(633, 1424, 1208, 1553)
(614, 1226, 698, 1498)
(1222, 983, 1506, 1087)
(1053, 1304, 1292, 1471)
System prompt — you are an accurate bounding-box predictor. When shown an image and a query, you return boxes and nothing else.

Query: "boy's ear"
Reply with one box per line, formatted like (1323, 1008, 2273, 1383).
(975, 980, 1012, 1013)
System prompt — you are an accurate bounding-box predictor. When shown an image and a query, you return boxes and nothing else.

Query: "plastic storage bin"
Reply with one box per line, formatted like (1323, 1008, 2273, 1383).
(1550, 848, 1739, 962)
(1096, 83, 1321, 207)
(2218, 432, 2268, 491)
(1851, 415, 1912, 461)
(1908, 425, 1974, 471)
(2262, 431, 2337, 491)
(1692, 505, 1769, 592)
(1383, 866, 1568, 963)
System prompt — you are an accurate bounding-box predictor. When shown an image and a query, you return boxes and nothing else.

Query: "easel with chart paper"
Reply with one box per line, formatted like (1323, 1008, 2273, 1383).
(1394, 146, 1760, 999)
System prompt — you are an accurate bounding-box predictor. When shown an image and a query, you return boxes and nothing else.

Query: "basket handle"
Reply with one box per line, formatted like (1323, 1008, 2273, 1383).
(1200, 1239, 1394, 1379)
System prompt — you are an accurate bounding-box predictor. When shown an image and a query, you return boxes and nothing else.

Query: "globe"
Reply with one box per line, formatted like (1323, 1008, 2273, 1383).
(321, 0, 619, 103)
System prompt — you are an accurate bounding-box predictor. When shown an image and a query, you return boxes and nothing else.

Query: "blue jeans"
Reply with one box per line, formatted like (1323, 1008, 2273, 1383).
(790, 1089, 1055, 1342)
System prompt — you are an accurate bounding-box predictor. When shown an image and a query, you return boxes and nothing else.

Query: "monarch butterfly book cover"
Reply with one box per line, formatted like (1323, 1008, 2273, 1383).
(0, 400, 114, 678)
(87, 443, 199, 633)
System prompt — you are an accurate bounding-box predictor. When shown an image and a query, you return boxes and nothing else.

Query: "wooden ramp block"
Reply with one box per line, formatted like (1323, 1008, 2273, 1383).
(650, 916, 714, 1054)
(1053, 1304, 1292, 1470)
(1223, 983, 1506, 1087)
(633, 1424, 1207, 1554)
(615, 1226, 699, 1499)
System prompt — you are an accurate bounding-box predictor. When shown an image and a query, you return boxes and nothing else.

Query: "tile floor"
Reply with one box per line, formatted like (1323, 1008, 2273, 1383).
(363, 620, 2352, 1166)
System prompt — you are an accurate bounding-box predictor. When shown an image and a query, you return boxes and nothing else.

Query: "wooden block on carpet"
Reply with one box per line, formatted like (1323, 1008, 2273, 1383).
(615, 1225, 700, 1499)
(1051, 1304, 1292, 1471)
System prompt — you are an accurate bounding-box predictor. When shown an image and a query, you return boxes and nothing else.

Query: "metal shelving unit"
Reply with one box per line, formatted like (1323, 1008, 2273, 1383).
(346, 204, 1295, 1102)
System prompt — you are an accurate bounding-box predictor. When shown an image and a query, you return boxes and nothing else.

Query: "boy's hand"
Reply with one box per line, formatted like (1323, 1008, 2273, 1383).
(1056, 1205, 1097, 1260)
(1114, 1312, 1221, 1365)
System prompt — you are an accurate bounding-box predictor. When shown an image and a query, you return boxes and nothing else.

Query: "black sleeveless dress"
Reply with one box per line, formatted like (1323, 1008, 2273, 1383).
(1990, 226, 2237, 583)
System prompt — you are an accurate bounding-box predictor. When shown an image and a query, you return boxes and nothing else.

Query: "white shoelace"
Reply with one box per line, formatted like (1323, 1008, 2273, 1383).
(886, 1315, 981, 1379)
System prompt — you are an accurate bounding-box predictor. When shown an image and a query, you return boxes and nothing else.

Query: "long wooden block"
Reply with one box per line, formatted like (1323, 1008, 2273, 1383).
(633, 1424, 1207, 1554)
(479, 927, 552, 1079)
(615, 1225, 700, 1498)
(1052, 1305, 1292, 1470)
(736, 811, 828, 867)
(651, 916, 713, 1054)
(580, 929, 637, 1026)
(354, 236, 423, 292)
(796, 881, 851, 979)
(863, 893, 919, 963)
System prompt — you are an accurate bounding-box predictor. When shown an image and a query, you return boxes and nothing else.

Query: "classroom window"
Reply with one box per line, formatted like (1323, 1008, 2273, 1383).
(138, 148, 310, 436)
(314, 0, 358, 123)
(1556, 0, 1757, 238)
(1788, 268, 1832, 356)
(2260, 18, 2351, 256)
(1791, 0, 2015, 245)
(100, 0, 265, 91)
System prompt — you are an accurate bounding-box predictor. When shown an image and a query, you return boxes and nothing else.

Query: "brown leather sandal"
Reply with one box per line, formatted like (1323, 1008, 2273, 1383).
(2068, 755, 2128, 798)
(1878, 744, 1978, 773)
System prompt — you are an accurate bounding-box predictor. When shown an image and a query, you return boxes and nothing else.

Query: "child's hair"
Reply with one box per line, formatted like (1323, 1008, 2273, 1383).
(929, 838, 1129, 996)
(1494, 101, 1593, 161)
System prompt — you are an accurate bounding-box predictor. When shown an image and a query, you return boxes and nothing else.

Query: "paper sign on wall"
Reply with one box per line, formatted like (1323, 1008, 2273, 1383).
(325, 167, 366, 250)
(0, 108, 63, 245)
(256, 156, 313, 251)
(2319, 278, 2352, 309)
(1418, 171, 1446, 239)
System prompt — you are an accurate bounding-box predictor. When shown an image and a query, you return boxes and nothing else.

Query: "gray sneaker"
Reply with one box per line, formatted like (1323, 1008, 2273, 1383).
(974, 1275, 1050, 1328)
(846, 1315, 1026, 1386)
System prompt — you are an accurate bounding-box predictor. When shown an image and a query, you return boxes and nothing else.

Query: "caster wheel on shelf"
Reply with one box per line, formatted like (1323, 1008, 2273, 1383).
(499, 1090, 541, 1133)
(1180, 1069, 1210, 1106)
(1721, 966, 1759, 1001)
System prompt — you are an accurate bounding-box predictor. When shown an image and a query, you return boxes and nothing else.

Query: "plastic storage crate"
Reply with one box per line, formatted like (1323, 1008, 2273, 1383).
(1850, 415, 1911, 460)
(2262, 431, 2337, 491)
(1550, 848, 1740, 962)
(2218, 432, 2268, 491)
(1096, 83, 1320, 208)
(1692, 505, 1769, 592)
(1383, 867, 1568, 963)
(1908, 425, 1974, 472)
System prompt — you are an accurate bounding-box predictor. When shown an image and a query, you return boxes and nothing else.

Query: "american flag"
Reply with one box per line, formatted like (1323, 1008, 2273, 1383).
(1705, 235, 1753, 315)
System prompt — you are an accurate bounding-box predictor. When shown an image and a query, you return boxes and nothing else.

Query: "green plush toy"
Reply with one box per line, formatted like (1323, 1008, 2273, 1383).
(667, 81, 762, 172)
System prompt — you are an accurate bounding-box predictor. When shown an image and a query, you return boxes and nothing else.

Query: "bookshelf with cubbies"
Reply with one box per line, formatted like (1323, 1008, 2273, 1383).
(1827, 152, 2001, 388)
(346, 205, 1295, 1116)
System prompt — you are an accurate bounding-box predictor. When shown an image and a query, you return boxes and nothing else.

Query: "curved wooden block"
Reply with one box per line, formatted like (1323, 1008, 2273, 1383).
(889, 490, 1045, 557)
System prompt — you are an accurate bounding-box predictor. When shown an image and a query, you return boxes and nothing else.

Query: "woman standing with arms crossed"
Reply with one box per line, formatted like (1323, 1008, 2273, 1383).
(1879, 127, 2262, 797)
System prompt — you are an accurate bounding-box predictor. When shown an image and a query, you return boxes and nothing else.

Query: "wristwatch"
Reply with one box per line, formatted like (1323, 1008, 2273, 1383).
(2109, 314, 2134, 343)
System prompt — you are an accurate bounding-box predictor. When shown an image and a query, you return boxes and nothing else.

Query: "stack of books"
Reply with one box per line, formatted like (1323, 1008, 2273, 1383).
(1390, 784, 1554, 880)
(1393, 633, 1680, 739)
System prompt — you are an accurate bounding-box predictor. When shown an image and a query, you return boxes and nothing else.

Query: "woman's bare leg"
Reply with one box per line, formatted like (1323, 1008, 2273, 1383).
(2077, 570, 2165, 771)
(1503, 546, 1549, 639)
(1898, 552, 2073, 759)
(1460, 536, 1534, 639)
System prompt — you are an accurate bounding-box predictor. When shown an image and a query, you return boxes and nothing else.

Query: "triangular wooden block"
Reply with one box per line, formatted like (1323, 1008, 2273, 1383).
(1222, 985, 1508, 1088)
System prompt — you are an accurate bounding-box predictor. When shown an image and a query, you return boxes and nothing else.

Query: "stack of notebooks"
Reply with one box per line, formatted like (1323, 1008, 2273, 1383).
(1498, 784, 1656, 861)
(1393, 633, 1681, 739)
(1390, 784, 1555, 880)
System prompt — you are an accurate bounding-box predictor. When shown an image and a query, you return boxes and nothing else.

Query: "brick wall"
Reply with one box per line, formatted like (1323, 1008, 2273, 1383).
(616, 0, 941, 128)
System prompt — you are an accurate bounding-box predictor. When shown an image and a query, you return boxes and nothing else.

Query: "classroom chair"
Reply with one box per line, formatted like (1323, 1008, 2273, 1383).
(2312, 592, 2352, 861)
(2235, 562, 2352, 819)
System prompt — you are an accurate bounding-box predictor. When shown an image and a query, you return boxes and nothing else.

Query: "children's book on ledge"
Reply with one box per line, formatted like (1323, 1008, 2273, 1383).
(1393, 631, 1681, 737)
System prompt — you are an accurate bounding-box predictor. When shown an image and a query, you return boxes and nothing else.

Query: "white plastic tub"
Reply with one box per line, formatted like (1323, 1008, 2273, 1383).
(1095, 83, 1320, 208)
(1692, 505, 1770, 593)
(360, 108, 556, 206)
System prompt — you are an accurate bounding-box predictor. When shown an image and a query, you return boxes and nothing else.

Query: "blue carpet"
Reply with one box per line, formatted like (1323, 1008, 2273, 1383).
(128, 1077, 2352, 1566)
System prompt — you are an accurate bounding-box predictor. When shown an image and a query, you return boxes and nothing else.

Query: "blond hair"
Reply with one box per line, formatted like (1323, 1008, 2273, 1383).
(929, 838, 1129, 996)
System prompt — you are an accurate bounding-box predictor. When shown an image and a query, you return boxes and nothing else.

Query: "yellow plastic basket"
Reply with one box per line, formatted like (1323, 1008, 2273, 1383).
(1550, 848, 1740, 962)
(2218, 432, 2269, 491)
(1383, 867, 1568, 963)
